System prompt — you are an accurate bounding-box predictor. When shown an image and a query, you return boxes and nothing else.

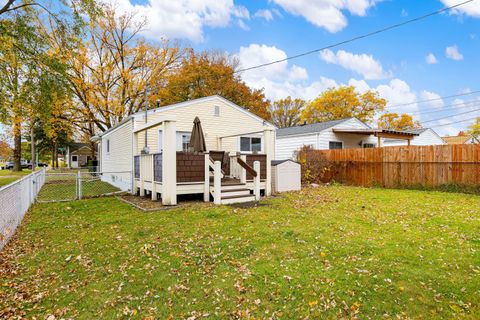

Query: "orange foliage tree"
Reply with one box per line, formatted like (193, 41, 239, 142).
(271, 96, 305, 128)
(158, 50, 271, 120)
(378, 112, 421, 131)
(301, 86, 386, 124)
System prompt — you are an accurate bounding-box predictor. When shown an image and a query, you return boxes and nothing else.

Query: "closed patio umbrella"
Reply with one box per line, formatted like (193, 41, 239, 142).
(188, 116, 206, 152)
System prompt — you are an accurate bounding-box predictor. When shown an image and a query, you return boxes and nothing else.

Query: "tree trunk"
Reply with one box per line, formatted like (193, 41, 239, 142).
(54, 141, 58, 168)
(12, 119, 21, 172)
(30, 123, 36, 171)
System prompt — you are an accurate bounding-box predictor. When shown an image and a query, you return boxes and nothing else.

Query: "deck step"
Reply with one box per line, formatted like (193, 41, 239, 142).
(220, 188, 251, 197)
(220, 194, 256, 205)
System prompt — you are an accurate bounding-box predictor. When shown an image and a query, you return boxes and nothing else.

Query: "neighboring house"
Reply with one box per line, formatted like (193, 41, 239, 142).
(276, 118, 380, 160)
(66, 143, 96, 168)
(442, 134, 480, 145)
(382, 128, 445, 147)
(94, 95, 276, 205)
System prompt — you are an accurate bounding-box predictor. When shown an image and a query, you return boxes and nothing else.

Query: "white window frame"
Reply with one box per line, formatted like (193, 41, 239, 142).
(71, 155, 78, 162)
(239, 136, 263, 153)
(106, 139, 110, 154)
(362, 142, 375, 148)
(328, 141, 343, 150)
(179, 132, 191, 152)
(214, 105, 220, 117)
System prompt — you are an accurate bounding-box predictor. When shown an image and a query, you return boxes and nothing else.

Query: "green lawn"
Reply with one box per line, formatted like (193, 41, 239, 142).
(1, 186, 479, 319)
(0, 169, 32, 187)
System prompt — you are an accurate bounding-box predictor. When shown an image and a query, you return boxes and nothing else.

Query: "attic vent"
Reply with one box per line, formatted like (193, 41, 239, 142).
(214, 105, 220, 117)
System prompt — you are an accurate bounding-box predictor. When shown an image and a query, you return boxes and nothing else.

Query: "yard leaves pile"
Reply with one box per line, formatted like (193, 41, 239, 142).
(0, 186, 479, 319)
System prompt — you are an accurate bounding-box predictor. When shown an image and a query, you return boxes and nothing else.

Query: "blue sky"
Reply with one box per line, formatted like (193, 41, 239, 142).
(119, 0, 480, 135)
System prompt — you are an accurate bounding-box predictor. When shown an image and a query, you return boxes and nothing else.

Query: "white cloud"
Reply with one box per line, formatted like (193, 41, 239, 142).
(319, 49, 391, 80)
(401, 9, 408, 17)
(254, 9, 274, 21)
(446, 45, 464, 61)
(100, 0, 249, 42)
(440, 0, 480, 17)
(425, 53, 438, 64)
(272, 0, 377, 32)
(237, 44, 342, 100)
(420, 90, 444, 108)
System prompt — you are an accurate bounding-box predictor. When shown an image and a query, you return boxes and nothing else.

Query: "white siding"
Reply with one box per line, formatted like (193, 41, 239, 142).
(272, 161, 301, 193)
(275, 118, 376, 160)
(383, 129, 445, 147)
(134, 97, 275, 155)
(100, 119, 133, 191)
(276, 133, 318, 160)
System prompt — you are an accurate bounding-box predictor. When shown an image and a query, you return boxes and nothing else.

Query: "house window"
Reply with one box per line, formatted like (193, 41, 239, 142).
(106, 139, 110, 153)
(240, 137, 262, 152)
(72, 155, 78, 162)
(329, 141, 343, 150)
(175, 132, 191, 152)
(214, 105, 220, 117)
(363, 143, 375, 148)
(181, 134, 191, 152)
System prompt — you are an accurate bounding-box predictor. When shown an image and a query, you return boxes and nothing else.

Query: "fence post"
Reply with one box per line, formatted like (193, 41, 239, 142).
(77, 171, 82, 200)
(254, 161, 260, 201)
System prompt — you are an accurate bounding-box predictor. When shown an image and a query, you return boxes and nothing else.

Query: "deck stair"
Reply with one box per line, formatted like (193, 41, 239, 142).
(209, 178, 256, 204)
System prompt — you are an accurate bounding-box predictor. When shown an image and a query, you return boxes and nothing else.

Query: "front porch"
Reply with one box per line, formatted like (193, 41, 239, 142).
(132, 116, 274, 205)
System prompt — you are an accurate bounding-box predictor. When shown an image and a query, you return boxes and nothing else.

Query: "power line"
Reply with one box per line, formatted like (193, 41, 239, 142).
(386, 90, 480, 110)
(388, 98, 480, 116)
(421, 108, 480, 124)
(430, 116, 479, 128)
(235, 0, 475, 74)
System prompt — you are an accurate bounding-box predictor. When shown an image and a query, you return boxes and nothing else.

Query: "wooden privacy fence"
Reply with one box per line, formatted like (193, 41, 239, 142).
(304, 145, 480, 187)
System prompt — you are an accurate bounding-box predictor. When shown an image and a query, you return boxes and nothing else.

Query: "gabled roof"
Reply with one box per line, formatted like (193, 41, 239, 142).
(69, 142, 92, 152)
(442, 135, 475, 144)
(97, 95, 274, 138)
(134, 95, 275, 128)
(276, 118, 357, 137)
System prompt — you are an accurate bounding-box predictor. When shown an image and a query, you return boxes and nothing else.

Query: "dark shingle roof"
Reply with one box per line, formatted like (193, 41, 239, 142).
(276, 118, 354, 137)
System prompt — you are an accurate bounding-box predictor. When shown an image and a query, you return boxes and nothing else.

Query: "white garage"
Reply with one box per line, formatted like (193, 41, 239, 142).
(271, 160, 301, 193)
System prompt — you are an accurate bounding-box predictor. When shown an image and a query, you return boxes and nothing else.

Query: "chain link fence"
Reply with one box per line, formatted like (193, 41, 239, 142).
(0, 169, 46, 250)
(36, 171, 131, 203)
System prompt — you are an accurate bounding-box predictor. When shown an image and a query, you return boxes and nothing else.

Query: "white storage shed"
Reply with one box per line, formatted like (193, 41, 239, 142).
(271, 160, 301, 193)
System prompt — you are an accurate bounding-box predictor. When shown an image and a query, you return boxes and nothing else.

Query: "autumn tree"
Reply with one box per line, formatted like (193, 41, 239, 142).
(301, 86, 386, 124)
(0, 135, 12, 161)
(158, 50, 271, 120)
(467, 117, 480, 136)
(378, 112, 421, 131)
(271, 96, 305, 128)
(46, 7, 185, 135)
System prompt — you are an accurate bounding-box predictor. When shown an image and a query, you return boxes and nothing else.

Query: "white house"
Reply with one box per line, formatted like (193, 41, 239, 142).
(275, 118, 444, 160)
(382, 128, 445, 147)
(94, 95, 276, 205)
(276, 118, 380, 160)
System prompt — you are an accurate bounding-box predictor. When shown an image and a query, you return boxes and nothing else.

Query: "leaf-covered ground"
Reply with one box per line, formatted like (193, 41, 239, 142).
(1, 186, 479, 319)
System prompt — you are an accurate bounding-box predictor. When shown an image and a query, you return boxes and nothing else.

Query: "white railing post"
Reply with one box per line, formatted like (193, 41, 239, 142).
(263, 128, 274, 196)
(214, 160, 222, 205)
(162, 120, 177, 205)
(254, 161, 260, 201)
(77, 171, 82, 200)
(204, 153, 210, 202)
(240, 154, 247, 184)
(151, 155, 156, 201)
